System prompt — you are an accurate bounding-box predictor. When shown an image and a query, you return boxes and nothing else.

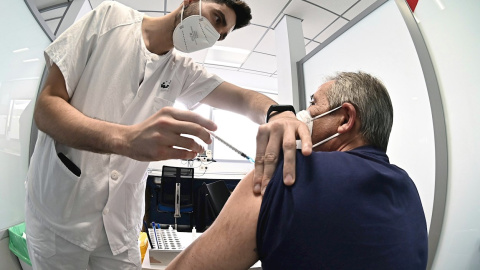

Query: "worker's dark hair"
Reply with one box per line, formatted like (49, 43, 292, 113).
(205, 0, 252, 30)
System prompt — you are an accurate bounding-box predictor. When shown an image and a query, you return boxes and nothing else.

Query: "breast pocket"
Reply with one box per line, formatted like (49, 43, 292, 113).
(152, 96, 174, 113)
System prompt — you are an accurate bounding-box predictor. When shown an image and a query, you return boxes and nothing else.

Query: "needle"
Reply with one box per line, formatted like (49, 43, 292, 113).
(207, 131, 255, 163)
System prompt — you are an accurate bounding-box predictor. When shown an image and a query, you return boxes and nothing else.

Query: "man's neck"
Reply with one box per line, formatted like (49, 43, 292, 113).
(141, 12, 178, 55)
(337, 134, 368, 152)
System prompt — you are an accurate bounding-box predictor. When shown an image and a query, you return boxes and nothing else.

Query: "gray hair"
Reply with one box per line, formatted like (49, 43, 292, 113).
(325, 71, 393, 151)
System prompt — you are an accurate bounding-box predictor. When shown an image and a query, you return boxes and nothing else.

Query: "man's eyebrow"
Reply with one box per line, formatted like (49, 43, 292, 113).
(310, 94, 314, 101)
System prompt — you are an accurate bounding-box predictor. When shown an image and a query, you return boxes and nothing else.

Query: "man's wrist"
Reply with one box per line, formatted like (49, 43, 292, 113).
(110, 124, 131, 157)
(266, 105, 296, 123)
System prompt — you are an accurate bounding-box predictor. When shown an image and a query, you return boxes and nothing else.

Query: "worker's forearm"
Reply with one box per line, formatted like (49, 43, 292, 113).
(34, 93, 128, 155)
(243, 91, 278, 124)
(203, 82, 278, 125)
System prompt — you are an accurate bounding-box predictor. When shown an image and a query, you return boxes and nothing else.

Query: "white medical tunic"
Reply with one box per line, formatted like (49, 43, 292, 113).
(27, 2, 223, 255)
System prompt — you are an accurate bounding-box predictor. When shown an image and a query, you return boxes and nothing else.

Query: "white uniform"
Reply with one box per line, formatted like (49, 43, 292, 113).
(25, 1, 223, 267)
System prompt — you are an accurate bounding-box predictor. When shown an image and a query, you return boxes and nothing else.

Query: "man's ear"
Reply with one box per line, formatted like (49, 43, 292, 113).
(337, 103, 357, 134)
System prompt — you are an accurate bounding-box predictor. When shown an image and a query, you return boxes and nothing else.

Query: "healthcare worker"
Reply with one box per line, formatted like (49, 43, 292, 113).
(25, 0, 311, 269)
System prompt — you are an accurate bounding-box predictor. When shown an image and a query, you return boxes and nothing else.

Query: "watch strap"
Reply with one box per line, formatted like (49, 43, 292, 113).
(266, 105, 296, 123)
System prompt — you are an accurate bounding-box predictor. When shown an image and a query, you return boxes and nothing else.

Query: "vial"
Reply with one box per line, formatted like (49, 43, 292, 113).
(192, 226, 197, 240)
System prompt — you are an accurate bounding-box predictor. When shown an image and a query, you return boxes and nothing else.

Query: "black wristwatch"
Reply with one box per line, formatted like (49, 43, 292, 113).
(266, 105, 296, 123)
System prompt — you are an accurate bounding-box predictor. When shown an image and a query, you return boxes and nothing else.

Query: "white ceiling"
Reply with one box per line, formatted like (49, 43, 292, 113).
(33, 0, 378, 78)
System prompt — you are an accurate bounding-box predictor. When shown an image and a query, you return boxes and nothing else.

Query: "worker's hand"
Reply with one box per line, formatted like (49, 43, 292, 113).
(121, 107, 217, 161)
(253, 112, 312, 195)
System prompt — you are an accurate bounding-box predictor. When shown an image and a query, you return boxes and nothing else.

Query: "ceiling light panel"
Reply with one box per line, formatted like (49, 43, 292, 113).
(239, 69, 274, 77)
(203, 64, 240, 72)
(216, 24, 266, 51)
(205, 46, 250, 68)
(241, 52, 277, 74)
(205, 66, 278, 92)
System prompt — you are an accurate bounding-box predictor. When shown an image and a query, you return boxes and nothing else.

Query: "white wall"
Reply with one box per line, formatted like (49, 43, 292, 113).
(301, 0, 435, 230)
(413, 0, 480, 268)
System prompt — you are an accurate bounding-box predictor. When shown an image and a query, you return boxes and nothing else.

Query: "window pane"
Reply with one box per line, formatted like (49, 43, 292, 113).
(211, 109, 258, 161)
(173, 102, 211, 152)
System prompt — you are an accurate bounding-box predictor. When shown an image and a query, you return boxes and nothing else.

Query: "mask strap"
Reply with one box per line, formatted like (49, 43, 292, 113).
(312, 133, 340, 148)
(180, 2, 185, 26)
(310, 105, 342, 122)
(182, 0, 201, 24)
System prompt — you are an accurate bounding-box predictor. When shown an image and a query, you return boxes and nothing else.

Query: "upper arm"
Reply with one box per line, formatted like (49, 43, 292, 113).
(167, 171, 262, 270)
(39, 63, 70, 101)
(34, 63, 70, 125)
(201, 82, 247, 114)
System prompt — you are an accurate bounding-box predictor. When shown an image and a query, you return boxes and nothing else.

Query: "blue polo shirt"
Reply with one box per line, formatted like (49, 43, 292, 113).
(256, 146, 428, 269)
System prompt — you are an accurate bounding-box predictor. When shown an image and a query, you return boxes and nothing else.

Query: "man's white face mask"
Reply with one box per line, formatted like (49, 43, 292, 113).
(173, 0, 221, 53)
(296, 106, 342, 148)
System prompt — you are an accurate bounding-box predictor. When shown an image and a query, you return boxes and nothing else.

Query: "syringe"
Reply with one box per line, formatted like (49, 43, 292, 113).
(208, 131, 255, 163)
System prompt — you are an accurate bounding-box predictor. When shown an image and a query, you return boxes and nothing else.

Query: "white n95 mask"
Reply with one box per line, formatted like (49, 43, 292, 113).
(296, 106, 342, 148)
(173, 0, 221, 53)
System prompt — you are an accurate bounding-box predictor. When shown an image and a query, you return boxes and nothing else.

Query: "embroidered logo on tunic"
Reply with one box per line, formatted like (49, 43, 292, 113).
(161, 80, 171, 90)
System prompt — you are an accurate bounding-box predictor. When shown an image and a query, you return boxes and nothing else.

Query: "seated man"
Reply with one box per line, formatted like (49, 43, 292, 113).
(166, 71, 428, 269)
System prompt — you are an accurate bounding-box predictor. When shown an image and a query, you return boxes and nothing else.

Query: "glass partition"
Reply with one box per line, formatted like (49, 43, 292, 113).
(0, 0, 51, 230)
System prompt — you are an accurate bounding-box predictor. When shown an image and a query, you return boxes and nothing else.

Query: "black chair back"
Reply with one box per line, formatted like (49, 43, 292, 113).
(159, 166, 194, 208)
(205, 180, 231, 217)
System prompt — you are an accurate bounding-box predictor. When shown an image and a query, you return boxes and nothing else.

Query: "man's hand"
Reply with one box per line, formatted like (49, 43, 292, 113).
(120, 107, 217, 161)
(253, 111, 312, 195)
